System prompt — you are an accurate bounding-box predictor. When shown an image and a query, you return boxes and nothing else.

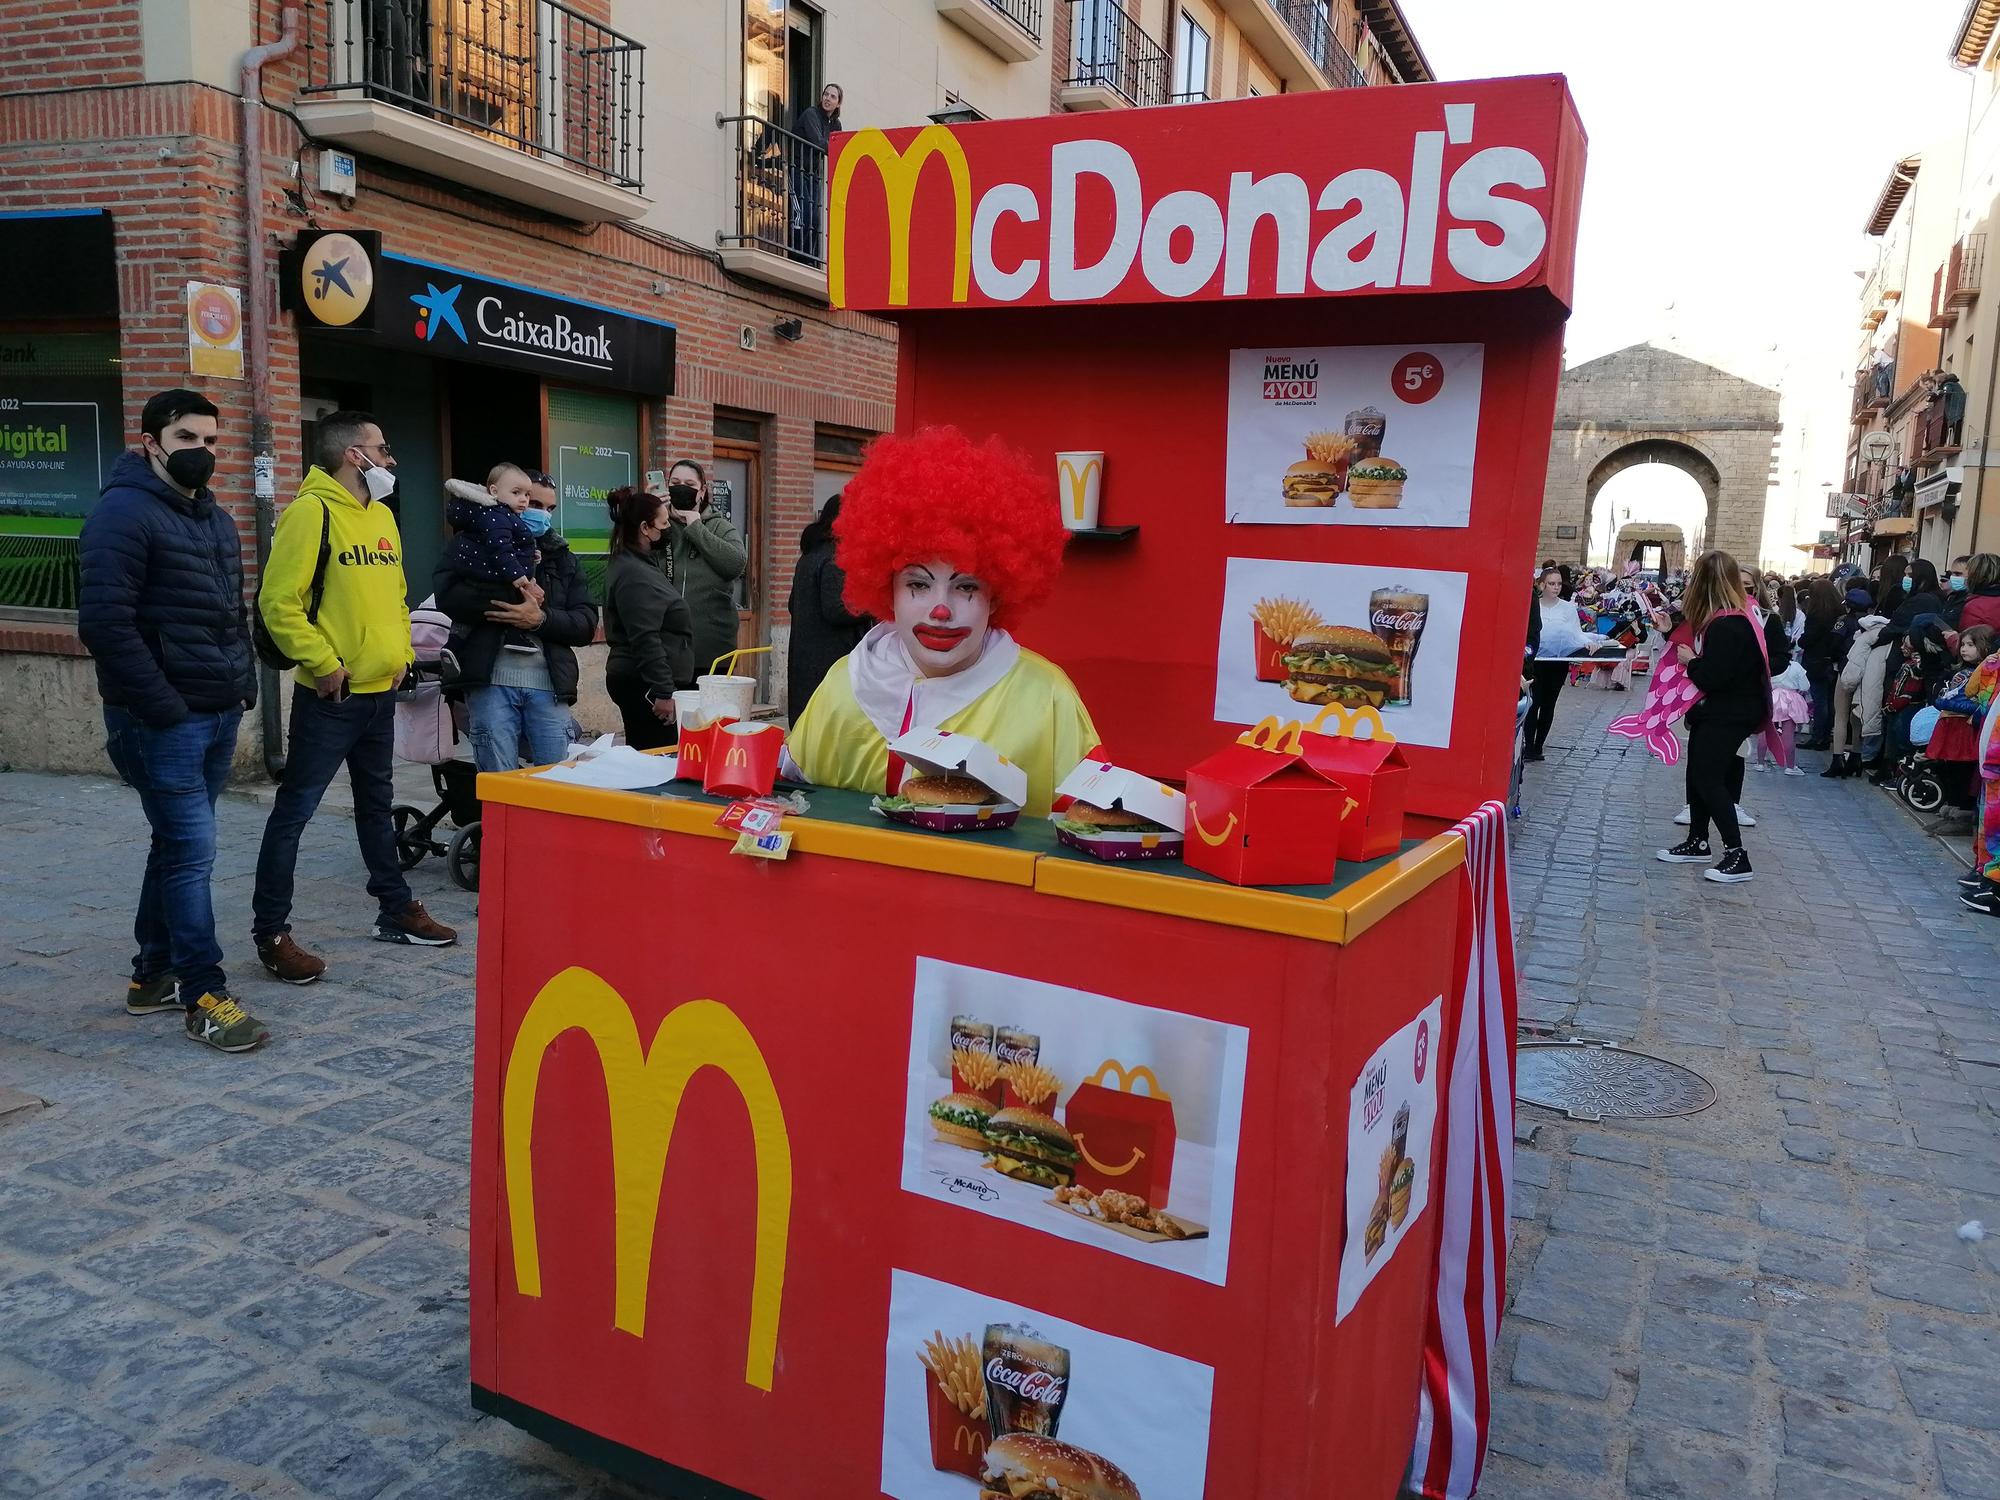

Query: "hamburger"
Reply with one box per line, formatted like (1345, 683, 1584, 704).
(1280, 456, 1343, 507)
(1345, 456, 1409, 509)
(1280, 625, 1397, 708)
(983, 1106, 1081, 1189)
(929, 1091, 997, 1151)
(888, 772, 1002, 808)
(1052, 802, 1173, 838)
(980, 1434, 1142, 1500)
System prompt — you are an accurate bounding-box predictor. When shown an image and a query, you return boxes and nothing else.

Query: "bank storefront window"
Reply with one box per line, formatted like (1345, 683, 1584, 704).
(0, 332, 123, 612)
(547, 384, 641, 597)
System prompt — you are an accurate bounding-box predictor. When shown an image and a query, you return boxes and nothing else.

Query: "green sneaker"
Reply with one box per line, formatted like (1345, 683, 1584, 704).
(183, 993, 269, 1053)
(125, 976, 181, 1016)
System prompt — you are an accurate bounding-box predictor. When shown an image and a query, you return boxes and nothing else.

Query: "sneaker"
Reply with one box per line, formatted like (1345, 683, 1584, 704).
(1958, 872, 1985, 892)
(257, 932, 325, 985)
(1735, 806, 1757, 828)
(374, 900, 457, 947)
(1523, 749, 1544, 763)
(1673, 805, 1692, 826)
(1959, 885, 2000, 917)
(1748, 761, 1769, 773)
(1782, 767, 1806, 777)
(184, 992, 269, 1053)
(1657, 837, 1711, 863)
(124, 976, 181, 1016)
(1704, 847, 1754, 883)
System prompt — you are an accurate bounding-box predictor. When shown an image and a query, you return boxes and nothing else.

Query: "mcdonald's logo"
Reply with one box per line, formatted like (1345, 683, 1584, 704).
(953, 1423, 987, 1458)
(682, 740, 704, 763)
(1085, 1059, 1171, 1099)
(501, 967, 793, 1391)
(1304, 703, 1396, 743)
(1058, 457, 1100, 524)
(1236, 716, 1305, 756)
(829, 126, 971, 308)
(725, 746, 750, 768)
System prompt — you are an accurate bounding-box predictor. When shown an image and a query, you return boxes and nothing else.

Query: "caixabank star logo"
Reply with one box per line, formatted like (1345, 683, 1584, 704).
(409, 282, 468, 345)
(298, 233, 375, 327)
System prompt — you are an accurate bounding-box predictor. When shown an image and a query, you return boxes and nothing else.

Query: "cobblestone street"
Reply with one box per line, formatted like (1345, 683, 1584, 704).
(1, 686, 1998, 1498)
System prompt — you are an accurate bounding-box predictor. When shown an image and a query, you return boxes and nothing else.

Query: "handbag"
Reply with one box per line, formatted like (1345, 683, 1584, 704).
(251, 501, 332, 672)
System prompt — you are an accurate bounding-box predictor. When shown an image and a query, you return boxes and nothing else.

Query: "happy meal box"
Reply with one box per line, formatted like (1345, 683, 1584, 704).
(873, 730, 1029, 832)
(1050, 761, 1187, 861)
(1062, 1059, 1179, 1208)
(1183, 727, 1350, 887)
(1300, 732, 1407, 861)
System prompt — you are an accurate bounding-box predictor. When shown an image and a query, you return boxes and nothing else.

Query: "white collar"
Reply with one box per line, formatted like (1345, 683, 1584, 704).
(845, 622, 1021, 742)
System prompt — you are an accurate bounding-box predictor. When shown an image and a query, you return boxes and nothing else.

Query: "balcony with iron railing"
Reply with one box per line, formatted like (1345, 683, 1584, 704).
(715, 114, 830, 300)
(295, 0, 647, 222)
(1062, 0, 1169, 110)
(1853, 362, 1893, 417)
(937, 0, 1044, 63)
(1268, 0, 1367, 86)
(1918, 391, 1964, 464)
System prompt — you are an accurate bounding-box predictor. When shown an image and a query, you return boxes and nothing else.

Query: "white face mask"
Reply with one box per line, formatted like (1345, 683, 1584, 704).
(357, 458, 397, 503)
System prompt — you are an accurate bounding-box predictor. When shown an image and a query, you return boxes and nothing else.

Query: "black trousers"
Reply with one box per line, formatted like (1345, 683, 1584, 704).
(1685, 720, 1752, 848)
(1525, 662, 1569, 753)
(607, 671, 675, 751)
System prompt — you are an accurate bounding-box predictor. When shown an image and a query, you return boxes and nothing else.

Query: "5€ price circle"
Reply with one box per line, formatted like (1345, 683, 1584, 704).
(1413, 1018, 1431, 1082)
(1393, 352, 1444, 405)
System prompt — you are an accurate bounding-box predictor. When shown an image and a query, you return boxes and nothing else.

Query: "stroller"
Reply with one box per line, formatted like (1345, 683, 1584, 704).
(1900, 704, 1981, 816)
(391, 599, 481, 891)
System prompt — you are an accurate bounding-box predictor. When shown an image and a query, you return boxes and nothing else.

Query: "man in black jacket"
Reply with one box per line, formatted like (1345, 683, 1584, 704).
(76, 389, 268, 1053)
(433, 471, 598, 771)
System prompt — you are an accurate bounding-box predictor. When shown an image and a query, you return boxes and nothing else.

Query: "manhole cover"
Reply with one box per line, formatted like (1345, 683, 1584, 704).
(1517, 1041, 1715, 1121)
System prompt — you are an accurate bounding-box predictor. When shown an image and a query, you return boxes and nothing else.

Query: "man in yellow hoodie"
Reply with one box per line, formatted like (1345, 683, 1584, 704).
(253, 411, 456, 981)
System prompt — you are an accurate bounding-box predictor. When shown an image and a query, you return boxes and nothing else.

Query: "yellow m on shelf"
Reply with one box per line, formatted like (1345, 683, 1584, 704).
(501, 967, 793, 1391)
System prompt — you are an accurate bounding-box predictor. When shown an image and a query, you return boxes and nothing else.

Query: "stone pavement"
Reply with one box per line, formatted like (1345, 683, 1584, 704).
(1, 687, 1997, 1498)
(1480, 684, 2000, 1500)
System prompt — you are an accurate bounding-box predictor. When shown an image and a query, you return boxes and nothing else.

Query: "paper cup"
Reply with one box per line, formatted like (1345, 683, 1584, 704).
(1055, 451, 1104, 531)
(698, 673, 757, 726)
(671, 689, 705, 731)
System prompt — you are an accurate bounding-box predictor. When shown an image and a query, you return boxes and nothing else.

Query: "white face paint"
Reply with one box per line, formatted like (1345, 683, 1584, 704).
(892, 558, 992, 679)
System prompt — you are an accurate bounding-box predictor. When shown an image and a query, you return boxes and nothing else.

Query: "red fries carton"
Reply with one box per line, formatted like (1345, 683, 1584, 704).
(924, 1379, 990, 1477)
(1063, 1060, 1179, 1208)
(703, 722, 786, 799)
(1252, 620, 1290, 683)
(1300, 732, 1408, 861)
(1183, 727, 1350, 887)
(672, 717, 734, 782)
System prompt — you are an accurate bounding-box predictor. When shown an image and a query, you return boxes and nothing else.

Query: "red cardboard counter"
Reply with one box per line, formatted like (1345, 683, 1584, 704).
(470, 769, 1466, 1500)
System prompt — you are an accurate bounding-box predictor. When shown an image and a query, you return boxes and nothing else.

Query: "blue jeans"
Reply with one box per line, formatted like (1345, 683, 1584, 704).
(465, 684, 572, 773)
(253, 686, 411, 939)
(103, 706, 241, 1000)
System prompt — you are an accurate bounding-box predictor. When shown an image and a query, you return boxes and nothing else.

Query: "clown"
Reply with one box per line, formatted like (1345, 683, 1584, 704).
(787, 427, 1098, 817)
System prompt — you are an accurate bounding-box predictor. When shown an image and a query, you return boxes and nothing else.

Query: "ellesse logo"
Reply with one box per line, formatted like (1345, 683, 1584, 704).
(338, 538, 401, 567)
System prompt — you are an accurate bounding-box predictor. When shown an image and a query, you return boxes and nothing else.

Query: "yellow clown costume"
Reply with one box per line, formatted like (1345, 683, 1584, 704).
(789, 624, 1098, 818)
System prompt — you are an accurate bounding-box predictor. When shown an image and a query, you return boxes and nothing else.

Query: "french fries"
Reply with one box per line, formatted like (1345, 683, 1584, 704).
(951, 1046, 1001, 1092)
(920, 1330, 984, 1416)
(1303, 430, 1358, 465)
(1004, 1059, 1062, 1110)
(1251, 594, 1324, 647)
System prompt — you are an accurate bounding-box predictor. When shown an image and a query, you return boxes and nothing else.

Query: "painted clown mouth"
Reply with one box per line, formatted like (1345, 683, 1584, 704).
(912, 625, 972, 652)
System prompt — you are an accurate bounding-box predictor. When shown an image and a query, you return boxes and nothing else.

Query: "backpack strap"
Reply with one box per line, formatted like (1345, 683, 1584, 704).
(304, 500, 332, 626)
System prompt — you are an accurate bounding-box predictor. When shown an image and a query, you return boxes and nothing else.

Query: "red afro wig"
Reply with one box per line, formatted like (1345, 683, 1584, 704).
(834, 426, 1067, 627)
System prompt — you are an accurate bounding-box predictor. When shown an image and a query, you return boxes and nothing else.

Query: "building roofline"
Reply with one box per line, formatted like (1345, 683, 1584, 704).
(1866, 156, 1922, 236)
(1953, 0, 2000, 67)
(1359, 0, 1435, 83)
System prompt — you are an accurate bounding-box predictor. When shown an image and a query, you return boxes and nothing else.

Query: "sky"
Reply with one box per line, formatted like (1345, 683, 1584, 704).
(1407, 0, 1977, 565)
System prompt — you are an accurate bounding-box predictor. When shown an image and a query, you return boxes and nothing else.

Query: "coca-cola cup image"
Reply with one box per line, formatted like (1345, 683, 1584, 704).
(1344, 405, 1386, 460)
(1368, 587, 1430, 709)
(983, 1323, 1070, 1438)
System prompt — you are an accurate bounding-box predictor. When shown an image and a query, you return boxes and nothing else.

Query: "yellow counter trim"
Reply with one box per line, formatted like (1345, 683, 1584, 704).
(1033, 859, 1348, 942)
(1334, 835, 1466, 943)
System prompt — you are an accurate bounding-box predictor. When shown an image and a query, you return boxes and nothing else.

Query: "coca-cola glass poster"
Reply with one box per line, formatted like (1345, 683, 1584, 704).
(1216, 557, 1469, 748)
(1223, 343, 1485, 528)
(901, 958, 1250, 1286)
(881, 1268, 1216, 1500)
(1336, 997, 1443, 1324)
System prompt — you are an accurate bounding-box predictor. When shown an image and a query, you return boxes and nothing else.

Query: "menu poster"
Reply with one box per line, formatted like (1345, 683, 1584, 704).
(900, 958, 1249, 1286)
(881, 1269, 1215, 1500)
(1336, 997, 1443, 1323)
(1224, 343, 1484, 528)
(1216, 557, 1468, 749)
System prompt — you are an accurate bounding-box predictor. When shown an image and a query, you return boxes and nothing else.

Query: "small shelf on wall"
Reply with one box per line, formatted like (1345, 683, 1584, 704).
(1065, 525, 1139, 541)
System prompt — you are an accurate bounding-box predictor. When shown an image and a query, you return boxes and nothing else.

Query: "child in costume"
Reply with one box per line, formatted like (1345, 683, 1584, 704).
(1948, 639, 2000, 915)
(442, 464, 546, 652)
(787, 426, 1098, 816)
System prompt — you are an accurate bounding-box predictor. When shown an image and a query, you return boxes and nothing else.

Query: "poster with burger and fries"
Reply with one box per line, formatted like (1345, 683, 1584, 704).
(1217, 558, 1469, 750)
(882, 1270, 1216, 1500)
(1224, 342, 1485, 528)
(902, 959, 1249, 1286)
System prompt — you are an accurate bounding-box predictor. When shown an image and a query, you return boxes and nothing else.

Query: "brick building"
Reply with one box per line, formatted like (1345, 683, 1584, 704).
(0, 0, 1428, 772)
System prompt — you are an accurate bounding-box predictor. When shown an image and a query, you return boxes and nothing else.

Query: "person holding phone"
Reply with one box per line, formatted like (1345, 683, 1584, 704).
(602, 486, 696, 749)
(660, 459, 748, 679)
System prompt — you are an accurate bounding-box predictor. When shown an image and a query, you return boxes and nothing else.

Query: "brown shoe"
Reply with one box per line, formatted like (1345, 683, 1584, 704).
(256, 932, 326, 985)
(373, 900, 457, 947)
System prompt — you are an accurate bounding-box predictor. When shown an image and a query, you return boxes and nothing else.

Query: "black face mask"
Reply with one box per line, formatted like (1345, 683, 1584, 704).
(667, 482, 699, 509)
(157, 444, 216, 491)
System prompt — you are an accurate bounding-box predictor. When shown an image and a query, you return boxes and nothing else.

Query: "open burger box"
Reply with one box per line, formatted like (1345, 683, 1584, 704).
(1051, 761, 1187, 861)
(1183, 738, 1351, 887)
(878, 730, 1029, 832)
(1303, 733, 1408, 862)
(1062, 1061, 1179, 1207)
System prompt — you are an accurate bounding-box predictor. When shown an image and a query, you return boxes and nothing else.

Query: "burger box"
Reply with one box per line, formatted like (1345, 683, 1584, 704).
(671, 717, 735, 782)
(1182, 740, 1349, 887)
(923, 1378, 991, 1477)
(702, 722, 787, 799)
(1300, 732, 1408, 862)
(1252, 620, 1290, 682)
(1050, 761, 1187, 862)
(1061, 1068, 1179, 1208)
(875, 729, 1029, 833)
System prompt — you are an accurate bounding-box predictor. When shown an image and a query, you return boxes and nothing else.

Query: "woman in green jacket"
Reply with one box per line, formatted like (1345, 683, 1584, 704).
(602, 486, 695, 750)
(663, 459, 748, 677)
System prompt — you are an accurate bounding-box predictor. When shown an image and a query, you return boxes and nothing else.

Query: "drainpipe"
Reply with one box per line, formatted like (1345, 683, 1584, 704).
(241, 8, 301, 778)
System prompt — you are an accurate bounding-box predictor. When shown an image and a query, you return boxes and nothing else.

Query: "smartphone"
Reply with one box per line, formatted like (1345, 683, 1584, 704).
(645, 469, 667, 493)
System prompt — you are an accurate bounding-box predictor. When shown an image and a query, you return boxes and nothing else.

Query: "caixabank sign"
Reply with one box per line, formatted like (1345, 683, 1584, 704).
(282, 230, 675, 394)
(829, 75, 1583, 312)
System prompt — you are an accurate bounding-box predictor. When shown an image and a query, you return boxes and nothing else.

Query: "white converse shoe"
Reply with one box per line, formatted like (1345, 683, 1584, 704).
(1673, 805, 1691, 826)
(1735, 806, 1757, 828)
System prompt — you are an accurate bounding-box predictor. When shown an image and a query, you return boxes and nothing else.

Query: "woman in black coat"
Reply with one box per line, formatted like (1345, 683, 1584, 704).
(1657, 551, 1771, 885)
(785, 494, 871, 723)
(1796, 577, 1843, 749)
(1868, 558, 1943, 770)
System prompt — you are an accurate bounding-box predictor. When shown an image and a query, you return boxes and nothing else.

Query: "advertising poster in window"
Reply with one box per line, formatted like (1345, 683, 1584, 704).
(1336, 997, 1443, 1323)
(0, 332, 124, 611)
(1217, 557, 1468, 749)
(900, 958, 1249, 1286)
(881, 1268, 1216, 1500)
(1224, 343, 1484, 527)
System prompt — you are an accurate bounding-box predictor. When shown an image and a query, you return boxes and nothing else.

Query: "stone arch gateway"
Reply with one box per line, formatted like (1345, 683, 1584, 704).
(1538, 345, 1782, 568)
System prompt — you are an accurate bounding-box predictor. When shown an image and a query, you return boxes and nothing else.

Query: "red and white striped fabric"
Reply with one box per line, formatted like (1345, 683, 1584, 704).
(1406, 800, 1518, 1499)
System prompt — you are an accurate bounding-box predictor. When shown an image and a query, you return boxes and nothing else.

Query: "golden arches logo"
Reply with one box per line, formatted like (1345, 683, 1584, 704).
(501, 967, 793, 1391)
(1084, 1059, 1171, 1099)
(829, 127, 971, 308)
(1236, 717, 1305, 756)
(953, 1423, 987, 1458)
(1073, 1134, 1148, 1178)
(681, 740, 704, 763)
(1058, 458, 1101, 524)
(1187, 802, 1238, 846)
(1304, 703, 1395, 743)
(724, 746, 751, 768)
